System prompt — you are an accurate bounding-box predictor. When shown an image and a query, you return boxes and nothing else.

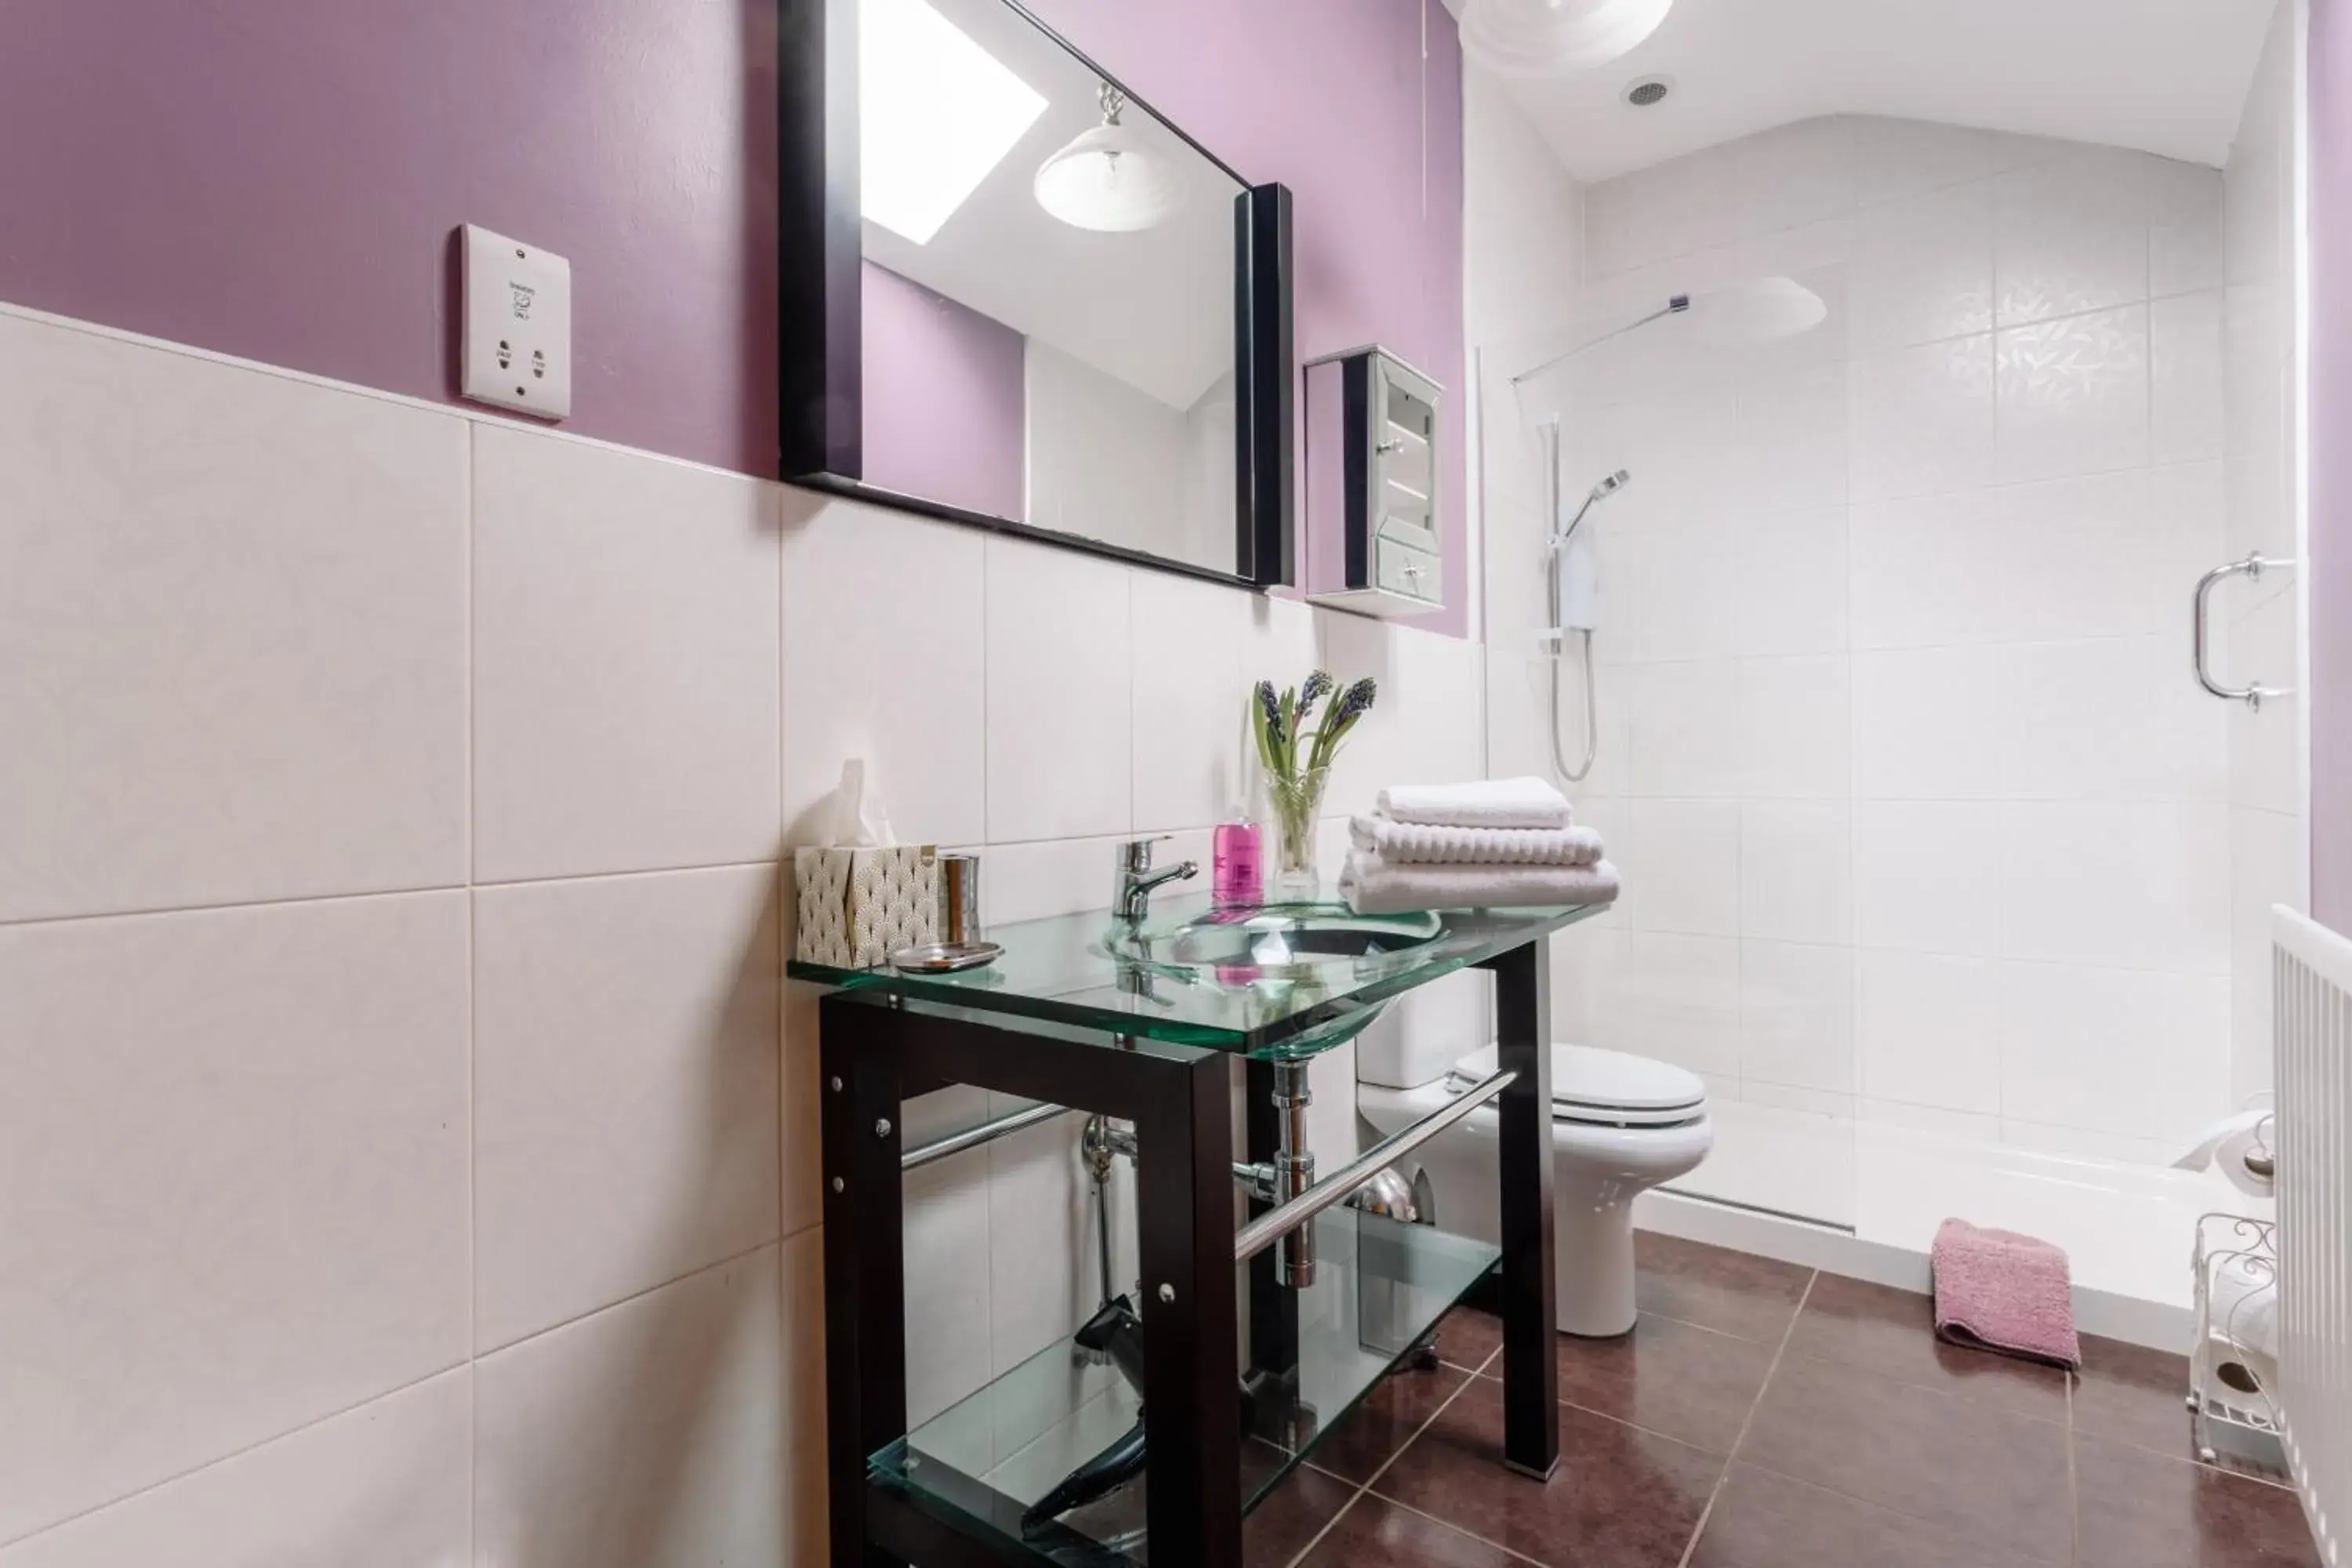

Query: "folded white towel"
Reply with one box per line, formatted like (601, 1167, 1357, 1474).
(1340, 849, 1620, 914)
(1350, 814, 1604, 867)
(1376, 777, 1573, 831)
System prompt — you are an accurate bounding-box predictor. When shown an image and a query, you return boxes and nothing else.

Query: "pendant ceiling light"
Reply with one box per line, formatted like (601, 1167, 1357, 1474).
(1034, 84, 1187, 233)
(1460, 0, 1673, 78)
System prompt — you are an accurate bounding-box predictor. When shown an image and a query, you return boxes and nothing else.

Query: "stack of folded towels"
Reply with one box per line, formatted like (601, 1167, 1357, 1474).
(1340, 777, 1619, 915)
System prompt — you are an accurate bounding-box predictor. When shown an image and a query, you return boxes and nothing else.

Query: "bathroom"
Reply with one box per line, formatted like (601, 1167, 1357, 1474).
(1, 0, 2348, 1564)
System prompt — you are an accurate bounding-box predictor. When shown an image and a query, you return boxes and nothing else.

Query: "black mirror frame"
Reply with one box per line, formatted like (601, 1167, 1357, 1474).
(778, 0, 1294, 589)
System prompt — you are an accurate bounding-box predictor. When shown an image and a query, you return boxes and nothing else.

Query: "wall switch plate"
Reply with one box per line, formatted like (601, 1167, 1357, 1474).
(461, 224, 572, 419)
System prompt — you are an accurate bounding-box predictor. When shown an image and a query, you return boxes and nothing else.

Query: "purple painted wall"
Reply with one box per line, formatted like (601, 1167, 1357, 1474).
(861, 261, 1026, 521)
(2314, 0, 2352, 931)
(0, 0, 1466, 633)
(0, 0, 779, 477)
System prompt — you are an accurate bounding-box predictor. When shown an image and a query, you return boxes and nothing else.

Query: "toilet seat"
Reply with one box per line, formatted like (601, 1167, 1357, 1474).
(1444, 1042, 1707, 1129)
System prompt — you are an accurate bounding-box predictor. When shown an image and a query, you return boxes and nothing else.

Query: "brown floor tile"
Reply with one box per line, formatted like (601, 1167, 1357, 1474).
(1373, 1377, 1722, 1568)
(1513, 1311, 1777, 1453)
(1294, 1495, 1528, 1567)
(1244, 1461, 1359, 1568)
(1739, 1352, 2073, 1563)
(2071, 1332, 2292, 1483)
(2074, 1434, 2322, 1568)
(1436, 1305, 1503, 1374)
(1784, 1272, 2068, 1422)
(1288, 1360, 1470, 1485)
(1688, 1463, 2061, 1568)
(1633, 1232, 1815, 1344)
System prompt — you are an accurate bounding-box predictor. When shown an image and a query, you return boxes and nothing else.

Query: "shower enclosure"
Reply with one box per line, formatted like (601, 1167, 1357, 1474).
(1475, 95, 2307, 1312)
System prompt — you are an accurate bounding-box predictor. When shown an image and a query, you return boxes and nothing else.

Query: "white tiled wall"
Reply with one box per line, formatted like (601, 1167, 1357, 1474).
(780, 493, 1485, 1425)
(2222, 0, 2312, 1106)
(0, 304, 813, 1565)
(0, 296, 1489, 1556)
(1497, 114, 2252, 1216)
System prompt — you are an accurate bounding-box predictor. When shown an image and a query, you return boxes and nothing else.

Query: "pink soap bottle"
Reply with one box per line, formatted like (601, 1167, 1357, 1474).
(1212, 815, 1262, 907)
(1211, 707, 1265, 909)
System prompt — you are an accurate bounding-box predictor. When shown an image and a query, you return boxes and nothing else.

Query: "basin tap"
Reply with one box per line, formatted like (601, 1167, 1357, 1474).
(1113, 837, 1198, 925)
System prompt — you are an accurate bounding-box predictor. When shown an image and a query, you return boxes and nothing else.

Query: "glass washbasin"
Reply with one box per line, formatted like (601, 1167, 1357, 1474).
(1103, 902, 1443, 984)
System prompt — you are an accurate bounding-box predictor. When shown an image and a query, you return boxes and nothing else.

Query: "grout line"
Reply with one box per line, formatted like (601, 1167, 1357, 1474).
(463, 418, 480, 1563)
(1468, 1305, 1792, 1365)
(470, 857, 786, 894)
(8, 1236, 789, 1552)
(1342, 1359, 1489, 1503)
(0, 880, 471, 932)
(1355, 1494, 1554, 1568)
(0, 855, 793, 935)
(1672, 1269, 1820, 1568)
(477, 1233, 782, 1360)
(1268, 1351, 1483, 1566)
(0, 1359, 474, 1553)
(463, 418, 479, 891)
(1279, 1484, 1367, 1568)
(0, 297, 767, 484)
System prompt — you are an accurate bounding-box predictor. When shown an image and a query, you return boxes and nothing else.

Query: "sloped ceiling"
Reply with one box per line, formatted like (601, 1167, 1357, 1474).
(1448, 0, 2279, 181)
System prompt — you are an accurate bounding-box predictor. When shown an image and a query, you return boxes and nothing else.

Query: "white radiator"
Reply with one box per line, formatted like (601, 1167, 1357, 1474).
(2276, 906, 2352, 1565)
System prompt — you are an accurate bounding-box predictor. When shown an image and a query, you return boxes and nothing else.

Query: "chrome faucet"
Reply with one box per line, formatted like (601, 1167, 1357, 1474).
(1112, 836, 1198, 924)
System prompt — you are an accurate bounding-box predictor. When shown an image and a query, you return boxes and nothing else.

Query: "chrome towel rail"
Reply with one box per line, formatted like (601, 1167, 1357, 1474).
(2193, 552, 2295, 709)
(1232, 1068, 1516, 1265)
(900, 1099, 1077, 1171)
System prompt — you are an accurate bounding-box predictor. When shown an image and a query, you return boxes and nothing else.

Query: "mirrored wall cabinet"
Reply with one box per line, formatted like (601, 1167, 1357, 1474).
(779, 0, 1295, 588)
(1304, 344, 1444, 620)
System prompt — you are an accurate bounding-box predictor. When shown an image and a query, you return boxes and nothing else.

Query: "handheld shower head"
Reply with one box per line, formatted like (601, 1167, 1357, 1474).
(1557, 467, 1632, 550)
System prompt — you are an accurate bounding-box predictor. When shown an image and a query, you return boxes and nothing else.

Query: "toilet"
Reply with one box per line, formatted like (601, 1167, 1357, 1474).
(1357, 1025, 1712, 1338)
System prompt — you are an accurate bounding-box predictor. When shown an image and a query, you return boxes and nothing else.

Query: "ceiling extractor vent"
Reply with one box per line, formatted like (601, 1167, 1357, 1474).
(1624, 75, 1672, 107)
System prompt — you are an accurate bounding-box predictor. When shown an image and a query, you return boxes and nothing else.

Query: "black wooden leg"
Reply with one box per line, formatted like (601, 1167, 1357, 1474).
(1488, 938, 1559, 1479)
(819, 1002, 909, 1567)
(1134, 1049, 1244, 1567)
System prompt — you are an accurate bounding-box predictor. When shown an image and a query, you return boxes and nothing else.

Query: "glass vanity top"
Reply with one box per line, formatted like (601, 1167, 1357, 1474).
(789, 894, 1611, 1060)
(870, 1207, 1501, 1566)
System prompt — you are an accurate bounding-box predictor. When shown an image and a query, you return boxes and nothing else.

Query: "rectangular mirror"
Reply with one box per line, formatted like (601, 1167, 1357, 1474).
(781, 0, 1294, 586)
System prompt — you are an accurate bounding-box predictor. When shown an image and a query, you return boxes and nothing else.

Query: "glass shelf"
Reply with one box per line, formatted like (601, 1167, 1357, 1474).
(869, 1207, 1501, 1566)
(791, 893, 1610, 1060)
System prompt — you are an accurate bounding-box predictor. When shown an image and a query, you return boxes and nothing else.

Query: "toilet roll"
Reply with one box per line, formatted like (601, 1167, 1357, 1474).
(2172, 1109, 2276, 1197)
(2205, 1250, 2280, 1374)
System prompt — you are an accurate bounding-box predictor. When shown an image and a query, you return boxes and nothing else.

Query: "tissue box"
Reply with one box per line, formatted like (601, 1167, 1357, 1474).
(794, 845, 938, 968)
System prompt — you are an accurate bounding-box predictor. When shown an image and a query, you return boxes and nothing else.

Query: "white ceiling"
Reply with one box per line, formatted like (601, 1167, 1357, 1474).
(1454, 0, 2280, 183)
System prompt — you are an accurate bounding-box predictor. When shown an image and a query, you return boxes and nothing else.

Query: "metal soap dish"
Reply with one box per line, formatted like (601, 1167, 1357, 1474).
(890, 940, 1003, 974)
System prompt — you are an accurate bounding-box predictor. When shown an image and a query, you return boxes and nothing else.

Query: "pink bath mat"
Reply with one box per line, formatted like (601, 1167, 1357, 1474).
(1930, 1218, 2082, 1370)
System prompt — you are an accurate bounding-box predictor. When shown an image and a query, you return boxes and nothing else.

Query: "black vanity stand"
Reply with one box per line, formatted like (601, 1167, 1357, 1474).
(816, 936, 1557, 1568)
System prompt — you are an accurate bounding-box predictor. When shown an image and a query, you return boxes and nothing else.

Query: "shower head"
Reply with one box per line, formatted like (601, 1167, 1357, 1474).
(1510, 274, 1828, 393)
(1679, 276, 1828, 345)
(1556, 467, 1632, 550)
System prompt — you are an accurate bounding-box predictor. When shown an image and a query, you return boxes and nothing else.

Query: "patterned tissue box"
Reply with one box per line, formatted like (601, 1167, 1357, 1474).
(794, 845, 939, 968)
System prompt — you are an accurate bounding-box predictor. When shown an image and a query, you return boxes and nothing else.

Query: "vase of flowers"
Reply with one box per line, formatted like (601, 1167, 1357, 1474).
(1250, 670, 1377, 899)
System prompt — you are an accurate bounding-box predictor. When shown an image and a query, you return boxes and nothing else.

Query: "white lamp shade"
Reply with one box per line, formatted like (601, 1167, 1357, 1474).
(1460, 0, 1673, 78)
(1033, 123, 1187, 232)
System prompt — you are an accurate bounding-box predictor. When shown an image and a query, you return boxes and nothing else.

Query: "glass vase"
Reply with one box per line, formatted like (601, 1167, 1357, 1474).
(1267, 766, 1330, 901)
